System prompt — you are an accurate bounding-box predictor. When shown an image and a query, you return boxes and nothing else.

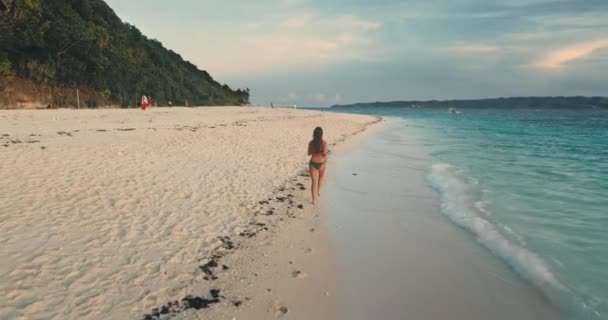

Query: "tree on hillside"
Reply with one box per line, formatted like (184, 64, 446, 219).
(0, 0, 249, 107)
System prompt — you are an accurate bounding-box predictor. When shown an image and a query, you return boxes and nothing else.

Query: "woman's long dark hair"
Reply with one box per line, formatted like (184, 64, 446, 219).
(311, 127, 323, 153)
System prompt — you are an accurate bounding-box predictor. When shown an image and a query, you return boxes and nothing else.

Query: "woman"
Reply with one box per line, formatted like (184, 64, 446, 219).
(140, 95, 148, 111)
(308, 127, 328, 205)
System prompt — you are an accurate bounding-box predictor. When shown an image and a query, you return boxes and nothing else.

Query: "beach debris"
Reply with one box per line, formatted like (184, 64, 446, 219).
(239, 221, 269, 238)
(57, 131, 72, 136)
(292, 270, 307, 279)
(199, 236, 238, 280)
(182, 295, 219, 309)
(297, 205, 304, 209)
(96, 129, 107, 132)
(199, 260, 218, 277)
(210, 289, 221, 299)
(141, 289, 221, 320)
(353, 173, 358, 176)
(219, 236, 236, 250)
(116, 128, 136, 131)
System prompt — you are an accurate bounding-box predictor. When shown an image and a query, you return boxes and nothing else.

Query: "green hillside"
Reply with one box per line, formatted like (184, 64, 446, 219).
(0, 0, 249, 107)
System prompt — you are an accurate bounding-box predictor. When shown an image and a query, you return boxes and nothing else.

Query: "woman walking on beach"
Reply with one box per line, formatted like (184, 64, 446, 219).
(308, 127, 328, 205)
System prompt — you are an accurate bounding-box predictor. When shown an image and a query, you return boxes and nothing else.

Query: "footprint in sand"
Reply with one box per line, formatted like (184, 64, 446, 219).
(271, 303, 289, 318)
(304, 248, 313, 254)
(292, 270, 307, 279)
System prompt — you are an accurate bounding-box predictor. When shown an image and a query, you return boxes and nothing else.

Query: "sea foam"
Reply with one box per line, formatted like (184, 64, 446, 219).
(427, 163, 564, 292)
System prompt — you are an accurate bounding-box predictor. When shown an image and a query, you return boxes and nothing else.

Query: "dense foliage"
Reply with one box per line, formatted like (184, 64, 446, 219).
(332, 96, 608, 110)
(0, 0, 249, 106)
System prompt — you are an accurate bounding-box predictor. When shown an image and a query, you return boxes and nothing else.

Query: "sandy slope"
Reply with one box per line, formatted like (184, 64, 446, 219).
(0, 107, 378, 320)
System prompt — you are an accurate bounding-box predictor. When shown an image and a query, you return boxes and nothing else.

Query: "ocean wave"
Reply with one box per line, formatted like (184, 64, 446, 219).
(427, 163, 565, 293)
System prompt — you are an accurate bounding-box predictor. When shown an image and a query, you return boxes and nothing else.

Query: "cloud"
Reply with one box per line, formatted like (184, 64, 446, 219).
(194, 13, 382, 77)
(281, 14, 314, 28)
(331, 15, 382, 31)
(279, 0, 306, 7)
(281, 13, 381, 31)
(533, 38, 608, 70)
(311, 92, 343, 104)
(448, 43, 500, 55)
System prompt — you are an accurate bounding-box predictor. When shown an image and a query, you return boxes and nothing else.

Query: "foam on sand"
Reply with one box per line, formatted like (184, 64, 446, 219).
(427, 162, 565, 293)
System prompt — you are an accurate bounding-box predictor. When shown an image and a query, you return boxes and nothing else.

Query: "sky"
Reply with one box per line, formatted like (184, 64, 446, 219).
(105, 0, 608, 107)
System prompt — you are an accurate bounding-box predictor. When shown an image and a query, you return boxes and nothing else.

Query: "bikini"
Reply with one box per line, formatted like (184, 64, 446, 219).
(309, 142, 326, 170)
(309, 160, 325, 170)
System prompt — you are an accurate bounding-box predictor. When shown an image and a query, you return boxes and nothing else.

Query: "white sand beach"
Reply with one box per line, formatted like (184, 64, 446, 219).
(182, 119, 558, 320)
(0, 107, 380, 320)
(1, 108, 560, 320)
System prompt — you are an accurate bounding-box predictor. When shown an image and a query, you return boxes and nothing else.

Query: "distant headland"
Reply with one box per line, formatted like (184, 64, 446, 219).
(331, 97, 608, 110)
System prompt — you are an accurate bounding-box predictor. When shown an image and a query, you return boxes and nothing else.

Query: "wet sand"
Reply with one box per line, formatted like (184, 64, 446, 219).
(323, 119, 560, 319)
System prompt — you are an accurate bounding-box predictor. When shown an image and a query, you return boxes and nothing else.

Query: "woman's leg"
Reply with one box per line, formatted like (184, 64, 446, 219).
(310, 166, 318, 204)
(317, 163, 326, 196)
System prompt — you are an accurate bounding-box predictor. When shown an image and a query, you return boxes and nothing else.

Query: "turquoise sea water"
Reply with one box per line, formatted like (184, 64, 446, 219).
(329, 107, 608, 319)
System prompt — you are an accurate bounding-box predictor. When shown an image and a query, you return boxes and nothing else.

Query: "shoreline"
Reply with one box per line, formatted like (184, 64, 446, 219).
(323, 118, 560, 319)
(180, 115, 385, 320)
(1, 108, 560, 319)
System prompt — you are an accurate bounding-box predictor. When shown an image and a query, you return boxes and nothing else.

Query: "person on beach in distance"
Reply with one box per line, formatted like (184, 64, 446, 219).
(140, 95, 148, 110)
(308, 127, 328, 204)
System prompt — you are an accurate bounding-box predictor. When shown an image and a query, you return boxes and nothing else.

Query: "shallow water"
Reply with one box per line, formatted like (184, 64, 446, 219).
(327, 107, 608, 319)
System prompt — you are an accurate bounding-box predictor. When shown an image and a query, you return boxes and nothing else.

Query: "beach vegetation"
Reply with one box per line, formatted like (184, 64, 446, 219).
(0, 0, 249, 107)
